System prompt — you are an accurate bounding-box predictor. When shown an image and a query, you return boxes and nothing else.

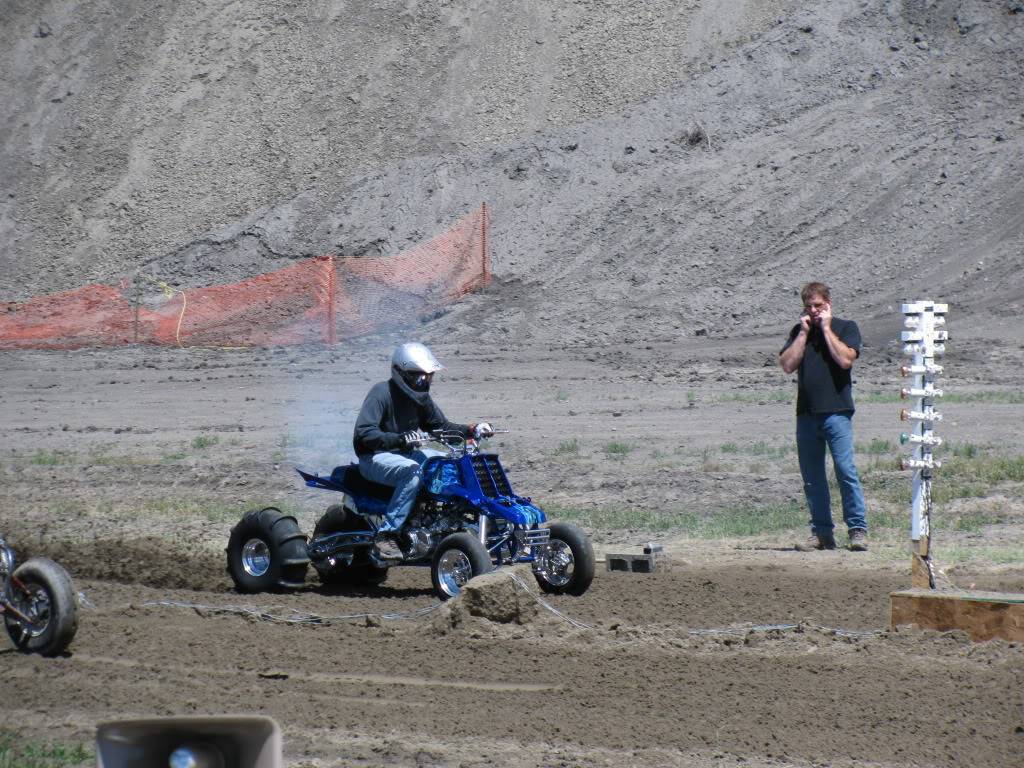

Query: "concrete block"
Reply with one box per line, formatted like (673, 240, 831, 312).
(890, 589, 1024, 642)
(606, 553, 656, 573)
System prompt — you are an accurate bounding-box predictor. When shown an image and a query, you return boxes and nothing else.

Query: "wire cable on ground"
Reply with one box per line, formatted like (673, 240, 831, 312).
(507, 571, 594, 629)
(141, 599, 443, 625)
(135, 567, 881, 639)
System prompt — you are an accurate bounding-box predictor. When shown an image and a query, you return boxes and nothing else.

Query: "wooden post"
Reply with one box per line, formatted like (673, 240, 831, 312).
(325, 255, 336, 346)
(480, 202, 490, 285)
(891, 589, 1024, 642)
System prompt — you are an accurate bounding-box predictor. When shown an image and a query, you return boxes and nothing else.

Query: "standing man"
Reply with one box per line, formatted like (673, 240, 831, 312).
(780, 282, 869, 552)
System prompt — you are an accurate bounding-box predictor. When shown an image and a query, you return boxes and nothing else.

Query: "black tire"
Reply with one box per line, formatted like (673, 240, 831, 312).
(4, 557, 78, 656)
(535, 522, 595, 596)
(226, 507, 309, 593)
(312, 504, 388, 587)
(430, 531, 492, 600)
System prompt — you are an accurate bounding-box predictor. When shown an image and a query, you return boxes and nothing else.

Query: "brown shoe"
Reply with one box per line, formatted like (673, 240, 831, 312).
(849, 529, 868, 551)
(794, 533, 836, 551)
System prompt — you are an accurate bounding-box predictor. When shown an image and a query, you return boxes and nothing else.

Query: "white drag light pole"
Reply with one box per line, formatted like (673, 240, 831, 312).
(899, 301, 948, 589)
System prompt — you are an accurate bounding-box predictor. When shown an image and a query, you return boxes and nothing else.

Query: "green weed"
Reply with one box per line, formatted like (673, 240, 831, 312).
(858, 392, 902, 404)
(272, 434, 289, 462)
(604, 442, 632, 458)
(191, 434, 220, 450)
(28, 449, 74, 466)
(862, 450, 1024, 505)
(554, 438, 580, 455)
(546, 501, 806, 537)
(716, 390, 791, 404)
(861, 390, 1024, 405)
(947, 442, 981, 459)
(700, 448, 722, 473)
(857, 438, 894, 455)
(719, 442, 739, 454)
(554, 390, 570, 402)
(91, 452, 159, 466)
(143, 498, 260, 523)
(0, 731, 92, 768)
(748, 440, 791, 457)
(943, 390, 1024, 404)
(932, 546, 1023, 565)
(950, 509, 1006, 533)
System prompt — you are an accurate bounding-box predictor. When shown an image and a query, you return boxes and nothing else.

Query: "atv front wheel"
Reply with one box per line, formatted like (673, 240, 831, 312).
(4, 557, 78, 656)
(535, 522, 595, 596)
(226, 507, 309, 592)
(312, 504, 388, 587)
(431, 532, 491, 600)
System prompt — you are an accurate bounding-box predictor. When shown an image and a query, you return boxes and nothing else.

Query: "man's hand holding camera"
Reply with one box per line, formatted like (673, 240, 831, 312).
(815, 302, 833, 331)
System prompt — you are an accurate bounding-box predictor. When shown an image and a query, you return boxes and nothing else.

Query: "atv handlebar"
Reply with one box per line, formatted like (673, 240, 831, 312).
(421, 427, 506, 456)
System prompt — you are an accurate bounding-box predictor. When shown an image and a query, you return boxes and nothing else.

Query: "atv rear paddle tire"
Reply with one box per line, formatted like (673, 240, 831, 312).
(226, 507, 309, 593)
(312, 504, 388, 587)
(4, 557, 78, 656)
(535, 521, 595, 596)
(431, 532, 492, 600)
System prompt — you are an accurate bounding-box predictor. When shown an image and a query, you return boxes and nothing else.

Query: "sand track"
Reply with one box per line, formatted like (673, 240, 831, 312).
(3, 562, 1022, 768)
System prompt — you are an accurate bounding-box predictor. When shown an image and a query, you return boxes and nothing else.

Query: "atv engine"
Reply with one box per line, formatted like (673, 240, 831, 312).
(402, 499, 473, 558)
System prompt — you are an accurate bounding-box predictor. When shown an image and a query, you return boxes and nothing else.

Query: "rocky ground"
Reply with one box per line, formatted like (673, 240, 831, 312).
(1, 343, 1023, 767)
(1, 1, 1023, 766)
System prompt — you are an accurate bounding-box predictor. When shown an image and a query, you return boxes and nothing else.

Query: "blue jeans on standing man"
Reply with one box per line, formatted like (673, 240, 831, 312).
(796, 411, 867, 537)
(358, 447, 444, 533)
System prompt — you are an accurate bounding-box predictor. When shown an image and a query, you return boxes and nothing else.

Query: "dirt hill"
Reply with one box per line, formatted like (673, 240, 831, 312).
(1, 0, 1022, 345)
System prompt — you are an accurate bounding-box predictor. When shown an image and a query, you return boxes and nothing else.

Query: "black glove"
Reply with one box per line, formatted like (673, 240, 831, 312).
(400, 430, 428, 450)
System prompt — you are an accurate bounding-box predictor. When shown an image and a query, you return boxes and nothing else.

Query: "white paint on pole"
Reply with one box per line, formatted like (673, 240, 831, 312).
(900, 301, 946, 545)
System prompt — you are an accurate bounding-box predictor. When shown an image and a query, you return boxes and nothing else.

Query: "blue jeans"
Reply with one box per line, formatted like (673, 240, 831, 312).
(796, 411, 867, 537)
(358, 448, 444, 533)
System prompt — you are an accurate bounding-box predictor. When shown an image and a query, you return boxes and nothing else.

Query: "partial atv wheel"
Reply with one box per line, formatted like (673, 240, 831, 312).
(431, 532, 492, 600)
(312, 504, 388, 587)
(226, 507, 309, 592)
(4, 557, 78, 656)
(535, 522, 595, 596)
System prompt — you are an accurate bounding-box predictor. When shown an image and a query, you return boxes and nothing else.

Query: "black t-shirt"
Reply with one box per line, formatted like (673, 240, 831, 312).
(781, 317, 861, 415)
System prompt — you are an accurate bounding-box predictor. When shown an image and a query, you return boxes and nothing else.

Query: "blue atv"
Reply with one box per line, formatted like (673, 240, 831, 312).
(226, 430, 595, 600)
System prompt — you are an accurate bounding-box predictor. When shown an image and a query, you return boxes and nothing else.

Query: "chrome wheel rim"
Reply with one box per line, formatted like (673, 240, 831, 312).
(542, 540, 575, 587)
(437, 550, 473, 597)
(10, 582, 50, 638)
(241, 538, 271, 577)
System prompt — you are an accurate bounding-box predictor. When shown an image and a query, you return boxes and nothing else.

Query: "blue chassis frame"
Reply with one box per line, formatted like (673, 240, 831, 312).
(298, 452, 548, 566)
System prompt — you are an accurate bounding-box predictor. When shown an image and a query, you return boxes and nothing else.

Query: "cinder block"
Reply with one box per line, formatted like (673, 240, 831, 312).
(890, 589, 1024, 642)
(606, 553, 656, 573)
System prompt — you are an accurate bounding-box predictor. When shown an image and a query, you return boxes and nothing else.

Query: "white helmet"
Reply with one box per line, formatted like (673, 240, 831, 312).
(391, 342, 444, 374)
(391, 342, 444, 395)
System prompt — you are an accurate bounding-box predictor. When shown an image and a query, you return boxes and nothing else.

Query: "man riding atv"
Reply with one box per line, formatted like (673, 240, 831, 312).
(353, 342, 492, 559)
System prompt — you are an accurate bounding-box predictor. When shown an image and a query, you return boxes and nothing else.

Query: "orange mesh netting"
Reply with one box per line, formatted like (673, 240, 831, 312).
(0, 204, 490, 350)
(335, 202, 490, 337)
(0, 284, 136, 349)
(144, 256, 336, 347)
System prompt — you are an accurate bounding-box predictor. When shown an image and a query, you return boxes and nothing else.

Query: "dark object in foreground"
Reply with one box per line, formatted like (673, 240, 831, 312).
(96, 715, 281, 768)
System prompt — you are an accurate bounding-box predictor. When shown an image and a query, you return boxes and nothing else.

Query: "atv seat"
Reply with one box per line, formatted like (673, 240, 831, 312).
(330, 464, 395, 502)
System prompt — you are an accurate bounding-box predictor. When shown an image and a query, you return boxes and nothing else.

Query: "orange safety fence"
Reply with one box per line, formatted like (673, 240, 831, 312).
(0, 204, 490, 349)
